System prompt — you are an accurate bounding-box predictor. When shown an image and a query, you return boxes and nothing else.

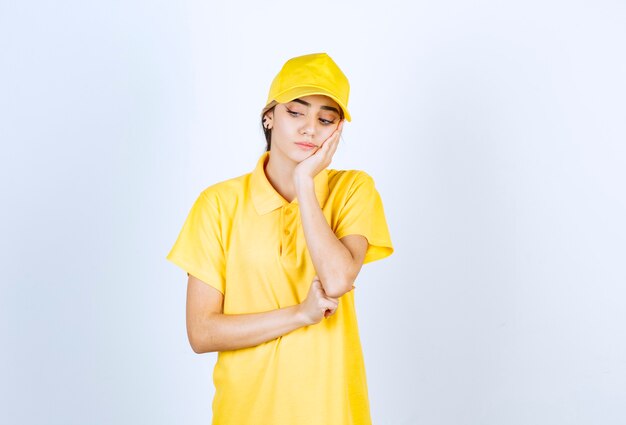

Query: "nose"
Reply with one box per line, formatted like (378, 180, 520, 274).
(300, 115, 317, 138)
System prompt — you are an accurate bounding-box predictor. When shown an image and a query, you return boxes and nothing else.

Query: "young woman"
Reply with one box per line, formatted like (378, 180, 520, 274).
(167, 52, 393, 425)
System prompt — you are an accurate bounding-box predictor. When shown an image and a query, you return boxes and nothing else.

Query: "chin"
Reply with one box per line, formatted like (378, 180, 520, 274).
(287, 152, 310, 164)
(272, 141, 315, 164)
(284, 146, 314, 162)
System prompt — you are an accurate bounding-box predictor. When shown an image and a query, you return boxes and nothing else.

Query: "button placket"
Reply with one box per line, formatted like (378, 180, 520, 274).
(280, 204, 297, 259)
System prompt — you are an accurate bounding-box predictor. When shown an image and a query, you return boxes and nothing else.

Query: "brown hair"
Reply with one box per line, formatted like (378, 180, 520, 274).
(261, 101, 278, 152)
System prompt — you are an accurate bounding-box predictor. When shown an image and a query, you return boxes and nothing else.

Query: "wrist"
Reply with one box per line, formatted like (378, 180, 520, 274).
(294, 172, 314, 192)
(293, 304, 312, 327)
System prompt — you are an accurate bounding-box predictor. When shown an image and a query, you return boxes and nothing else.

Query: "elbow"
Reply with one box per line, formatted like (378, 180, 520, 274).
(189, 335, 219, 354)
(325, 289, 347, 298)
(319, 257, 360, 298)
(187, 322, 219, 354)
(320, 268, 356, 298)
(322, 275, 356, 298)
(189, 340, 210, 354)
(188, 333, 209, 354)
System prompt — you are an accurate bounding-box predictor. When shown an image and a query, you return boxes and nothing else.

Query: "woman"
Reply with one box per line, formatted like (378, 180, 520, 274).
(166, 52, 393, 425)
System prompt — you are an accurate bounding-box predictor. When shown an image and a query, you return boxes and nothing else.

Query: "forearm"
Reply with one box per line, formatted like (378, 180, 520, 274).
(295, 177, 355, 297)
(189, 305, 307, 353)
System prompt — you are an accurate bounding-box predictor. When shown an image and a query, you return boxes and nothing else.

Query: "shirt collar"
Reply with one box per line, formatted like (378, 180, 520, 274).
(250, 151, 329, 215)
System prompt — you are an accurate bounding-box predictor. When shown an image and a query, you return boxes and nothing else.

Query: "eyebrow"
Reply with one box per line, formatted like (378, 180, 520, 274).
(291, 98, 341, 115)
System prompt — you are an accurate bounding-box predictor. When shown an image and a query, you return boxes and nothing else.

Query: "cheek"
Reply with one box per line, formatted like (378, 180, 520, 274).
(271, 123, 295, 146)
(274, 118, 297, 136)
(273, 125, 289, 141)
(320, 127, 335, 141)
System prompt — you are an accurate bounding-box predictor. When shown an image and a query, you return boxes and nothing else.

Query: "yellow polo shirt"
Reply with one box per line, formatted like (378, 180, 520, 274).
(166, 151, 393, 425)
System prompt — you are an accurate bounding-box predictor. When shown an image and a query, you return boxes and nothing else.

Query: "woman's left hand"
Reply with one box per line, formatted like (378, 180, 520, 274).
(294, 120, 344, 182)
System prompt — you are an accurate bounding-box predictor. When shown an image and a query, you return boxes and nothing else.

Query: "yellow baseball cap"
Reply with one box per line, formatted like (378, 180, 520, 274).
(261, 52, 352, 122)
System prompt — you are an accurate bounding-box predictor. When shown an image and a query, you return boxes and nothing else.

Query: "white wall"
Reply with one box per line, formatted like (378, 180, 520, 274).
(1, 0, 625, 424)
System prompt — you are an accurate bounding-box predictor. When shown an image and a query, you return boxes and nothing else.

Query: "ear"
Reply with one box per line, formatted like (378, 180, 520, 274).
(263, 111, 273, 130)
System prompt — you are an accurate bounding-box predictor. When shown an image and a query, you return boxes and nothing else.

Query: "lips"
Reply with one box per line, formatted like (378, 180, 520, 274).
(295, 142, 317, 148)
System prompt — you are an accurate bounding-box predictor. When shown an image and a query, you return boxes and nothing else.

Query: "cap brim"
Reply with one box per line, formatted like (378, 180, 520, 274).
(271, 86, 352, 122)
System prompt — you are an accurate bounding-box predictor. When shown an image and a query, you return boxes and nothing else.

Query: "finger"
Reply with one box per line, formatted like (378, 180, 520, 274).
(330, 125, 342, 143)
(319, 131, 340, 163)
(321, 135, 335, 152)
(321, 298, 338, 309)
(335, 120, 344, 138)
(334, 119, 344, 133)
(312, 279, 322, 290)
(320, 125, 341, 150)
(324, 308, 336, 319)
(328, 133, 340, 157)
(317, 283, 331, 297)
(330, 125, 342, 147)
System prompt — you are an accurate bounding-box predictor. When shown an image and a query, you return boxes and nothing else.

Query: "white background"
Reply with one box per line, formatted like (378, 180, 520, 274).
(2, 1, 625, 424)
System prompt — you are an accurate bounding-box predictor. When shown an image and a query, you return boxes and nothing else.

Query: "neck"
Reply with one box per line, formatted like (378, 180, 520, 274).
(264, 149, 298, 203)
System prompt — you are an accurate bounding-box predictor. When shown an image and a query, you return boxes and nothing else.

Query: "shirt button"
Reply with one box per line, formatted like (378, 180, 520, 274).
(285, 208, 292, 215)
(284, 229, 290, 236)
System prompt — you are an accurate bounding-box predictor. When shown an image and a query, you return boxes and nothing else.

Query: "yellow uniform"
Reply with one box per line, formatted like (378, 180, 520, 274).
(166, 151, 393, 424)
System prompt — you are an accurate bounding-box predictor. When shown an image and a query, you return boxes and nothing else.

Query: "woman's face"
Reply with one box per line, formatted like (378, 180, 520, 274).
(267, 94, 342, 163)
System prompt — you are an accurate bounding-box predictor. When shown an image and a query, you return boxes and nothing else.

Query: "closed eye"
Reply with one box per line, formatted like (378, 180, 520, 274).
(287, 108, 336, 125)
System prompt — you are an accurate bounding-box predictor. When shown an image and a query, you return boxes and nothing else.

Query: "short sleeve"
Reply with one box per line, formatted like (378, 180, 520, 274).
(166, 191, 226, 294)
(334, 171, 394, 264)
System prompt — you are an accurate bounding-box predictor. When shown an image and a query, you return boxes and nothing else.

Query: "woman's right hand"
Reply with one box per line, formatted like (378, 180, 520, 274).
(297, 276, 340, 326)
